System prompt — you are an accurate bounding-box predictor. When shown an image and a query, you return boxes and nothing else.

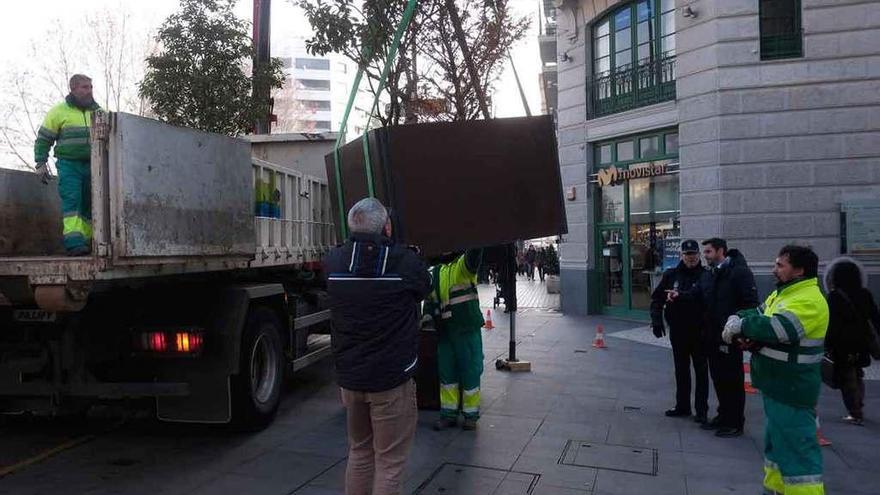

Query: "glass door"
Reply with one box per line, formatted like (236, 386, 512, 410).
(598, 227, 626, 309)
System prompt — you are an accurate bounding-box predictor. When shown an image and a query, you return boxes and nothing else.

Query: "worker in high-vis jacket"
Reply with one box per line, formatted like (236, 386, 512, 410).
(425, 249, 484, 431)
(33, 74, 101, 256)
(721, 245, 828, 495)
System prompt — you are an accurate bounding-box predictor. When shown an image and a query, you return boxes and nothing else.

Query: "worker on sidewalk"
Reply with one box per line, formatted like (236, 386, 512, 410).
(425, 249, 484, 431)
(33, 74, 101, 256)
(325, 198, 432, 495)
(650, 239, 709, 423)
(722, 245, 828, 495)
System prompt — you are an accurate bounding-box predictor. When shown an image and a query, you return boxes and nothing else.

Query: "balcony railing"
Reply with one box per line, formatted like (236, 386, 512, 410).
(587, 56, 676, 119)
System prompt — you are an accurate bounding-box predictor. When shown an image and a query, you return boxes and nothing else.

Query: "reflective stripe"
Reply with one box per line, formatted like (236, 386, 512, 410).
(770, 317, 790, 343)
(462, 387, 480, 414)
(777, 310, 806, 339)
(448, 293, 479, 306)
(764, 460, 779, 471)
(38, 126, 57, 139)
(800, 338, 824, 348)
(450, 283, 472, 293)
(440, 383, 459, 410)
(798, 354, 824, 364)
(381, 247, 389, 275)
(440, 311, 452, 319)
(403, 357, 418, 373)
(56, 137, 90, 146)
(328, 277, 403, 281)
(759, 347, 790, 362)
(62, 215, 93, 240)
(782, 474, 823, 485)
(349, 241, 358, 272)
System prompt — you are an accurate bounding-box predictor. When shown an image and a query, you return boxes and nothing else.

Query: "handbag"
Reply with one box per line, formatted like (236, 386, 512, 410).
(821, 354, 838, 389)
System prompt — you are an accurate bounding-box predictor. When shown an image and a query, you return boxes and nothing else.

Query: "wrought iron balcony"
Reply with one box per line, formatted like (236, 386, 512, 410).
(587, 56, 676, 119)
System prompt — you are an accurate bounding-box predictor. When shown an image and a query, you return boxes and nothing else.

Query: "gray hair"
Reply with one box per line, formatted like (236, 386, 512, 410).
(347, 197, 388, 235)
(69, 74, 92, 90)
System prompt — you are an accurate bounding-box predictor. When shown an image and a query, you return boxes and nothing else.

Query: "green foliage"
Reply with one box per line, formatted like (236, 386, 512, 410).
(544, 244, 560, 276)
(139, 0, 284, 136)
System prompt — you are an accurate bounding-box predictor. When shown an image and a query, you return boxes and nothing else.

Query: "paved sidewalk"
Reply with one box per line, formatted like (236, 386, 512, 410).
(1, 313, 877, 494)
(476, 275, 560, 310)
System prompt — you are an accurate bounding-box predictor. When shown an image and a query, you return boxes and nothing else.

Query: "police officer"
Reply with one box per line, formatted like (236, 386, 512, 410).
(650, 239, 709, 423)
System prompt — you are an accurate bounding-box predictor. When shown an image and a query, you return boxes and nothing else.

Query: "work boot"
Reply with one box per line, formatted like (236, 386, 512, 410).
(433, 417, 457, 431)
(700, 416, 721, 430)
(664, 408, 690, 418)
(693, 414, 708, 425)
(66, 245, 91, 257)
(715, 426, 744, 438)
(462, 417, 478, 431)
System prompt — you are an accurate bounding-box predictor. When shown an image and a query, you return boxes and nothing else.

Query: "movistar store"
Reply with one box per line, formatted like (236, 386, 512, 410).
(588, 129, 679, 319)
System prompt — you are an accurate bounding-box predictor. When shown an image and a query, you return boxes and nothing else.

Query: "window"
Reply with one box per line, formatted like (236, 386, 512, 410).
(664, 133, 678, 154)
(599, 144, 612, 164)
(639, 136, 660, 158)
(617, 141, 635, 161)
(588, 1, 676, 118)
(760, 0, 802, 60)
(297, 79, 331, 90)
(295, 58, 331, 70)
(299, 120, 332, 131)
(300, 100, 331, 111)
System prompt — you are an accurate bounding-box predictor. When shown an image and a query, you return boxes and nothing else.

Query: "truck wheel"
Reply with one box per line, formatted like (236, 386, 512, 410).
(232, 306, 284, 430)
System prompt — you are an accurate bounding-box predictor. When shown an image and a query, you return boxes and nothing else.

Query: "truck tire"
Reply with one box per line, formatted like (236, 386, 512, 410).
(232, 306, 284, 430)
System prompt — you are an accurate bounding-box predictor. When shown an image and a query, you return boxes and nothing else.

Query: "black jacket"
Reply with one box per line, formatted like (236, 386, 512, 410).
(650, 261, 705, 331)
(324, 233, 432, 392)
(826, 288, 880, 366)
(683, 249, 759, 345)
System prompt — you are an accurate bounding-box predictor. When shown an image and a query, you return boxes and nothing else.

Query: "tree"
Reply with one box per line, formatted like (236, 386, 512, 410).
(139, 0, 285, 136)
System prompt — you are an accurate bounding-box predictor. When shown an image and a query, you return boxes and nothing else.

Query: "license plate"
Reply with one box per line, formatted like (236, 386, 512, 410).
(13, 309, 57, 323)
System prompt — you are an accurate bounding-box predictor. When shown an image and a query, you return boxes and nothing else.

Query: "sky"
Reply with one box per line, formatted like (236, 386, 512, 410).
(1, 0, 543, 120)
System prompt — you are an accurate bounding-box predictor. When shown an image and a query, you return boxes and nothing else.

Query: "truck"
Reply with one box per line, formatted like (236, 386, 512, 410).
(0, 112, 337, 429)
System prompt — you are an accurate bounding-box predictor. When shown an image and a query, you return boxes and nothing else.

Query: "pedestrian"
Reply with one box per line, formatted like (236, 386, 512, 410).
(525, 245, 537, 281)
(536, 247, 546, 282)
(324, 198, 432, 495)
(722, 245, 828, 495)
(424, 249, 485, 431)
(650, 239, 709, 424)
(33, 74, 102, 256)
(670, 237, 758, 437)
(824, 256, 880, 426)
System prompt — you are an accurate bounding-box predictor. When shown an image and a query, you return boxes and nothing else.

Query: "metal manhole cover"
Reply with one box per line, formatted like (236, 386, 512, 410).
(414, 463, 540, 494)
(559, 440, 658, 476)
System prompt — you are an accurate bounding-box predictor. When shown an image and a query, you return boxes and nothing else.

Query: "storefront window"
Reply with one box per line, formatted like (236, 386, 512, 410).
(599, 184, 625, 223)
(617, 140, 635, 161)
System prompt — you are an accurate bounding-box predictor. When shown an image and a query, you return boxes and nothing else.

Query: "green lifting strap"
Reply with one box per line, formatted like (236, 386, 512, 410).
(332, 0, 419, 239)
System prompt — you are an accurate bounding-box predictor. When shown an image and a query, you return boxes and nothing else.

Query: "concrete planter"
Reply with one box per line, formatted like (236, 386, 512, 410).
(546, 275, 560, 294)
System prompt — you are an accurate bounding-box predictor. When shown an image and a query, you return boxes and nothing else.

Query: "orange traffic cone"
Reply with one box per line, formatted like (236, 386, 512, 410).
(482, 310, 495, 330)
(743, 357, 758, 394)
(592, 325, 607, 349)
(816, 414, 831, 447)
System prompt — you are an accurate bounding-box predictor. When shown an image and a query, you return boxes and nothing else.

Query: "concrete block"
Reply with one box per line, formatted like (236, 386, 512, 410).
(716, 16, 760, 41)
(721, 191, 744, 214)
(560, 163, 587, 185)
(566, 223, 589, 244)
(759, 62, 811, 87)
(812, 212, 840, 237)
(845, 132, 880, 157)
(679, 118, 720, 146)
(558, 127, 585, 146)
(740, 139, 787, 163)
(808, 108, 871, 134)
(677, 18, 719, 53)
(719, 141, 742, 163)
(719, 115, 763, 139)
(766, 163, 815, 186)
(719, 164, 766, 188)
(677, 45, 718, 78)
(718, 66, 760, 90)
(715, 0, 759, 16)
(558, 65, 586, 92)
(804, 32, 841, 59)
(786, 135, 845, 160)
(814, 160, 879, 185)
(560, 267, 589, 316)
(760, 112, 811, 137)
(803, 3, 880, 33)
(789, 81, 880, 109)
(786, 187, 835, 212)
(679, 166, 720, 192)
(740, 189, 788, 213)
(559, 242, 588, 263)
(722, 215, 765, 238)
(740, 88, 788, 113)
(716, 40, 760, 67)
(807, 58, 868, 82)
(560, 143, 587, 166)
(681, 192, 721, 216)
(678, 93, 719, 123)
(565, 203, 587, 224)
(558, 84, 586, 110)
(680, 215, 723, 241)
(677, 69, 719, 98)
(680, 141, 720, 167)
(558, 104, 586, 127)
(763, 214, 815, 237)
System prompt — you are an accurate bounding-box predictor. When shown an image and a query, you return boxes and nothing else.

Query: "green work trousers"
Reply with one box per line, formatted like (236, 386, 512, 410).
(57, 158, 92, 252)
(762, 395, 824, 495)
(438, 327, 483, 419)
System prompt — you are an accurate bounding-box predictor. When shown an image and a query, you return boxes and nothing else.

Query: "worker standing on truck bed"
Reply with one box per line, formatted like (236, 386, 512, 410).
(33, 74, 101, 256)
(425, 249, 485, 431)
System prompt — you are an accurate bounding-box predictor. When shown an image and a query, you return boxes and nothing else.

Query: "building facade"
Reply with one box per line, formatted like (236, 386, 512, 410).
(554, 0, 880, 317)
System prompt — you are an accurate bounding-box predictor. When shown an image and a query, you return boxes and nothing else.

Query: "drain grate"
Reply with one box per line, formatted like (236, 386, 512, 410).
(559, 441, 658, 476)
(414, 463, 540, 494)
